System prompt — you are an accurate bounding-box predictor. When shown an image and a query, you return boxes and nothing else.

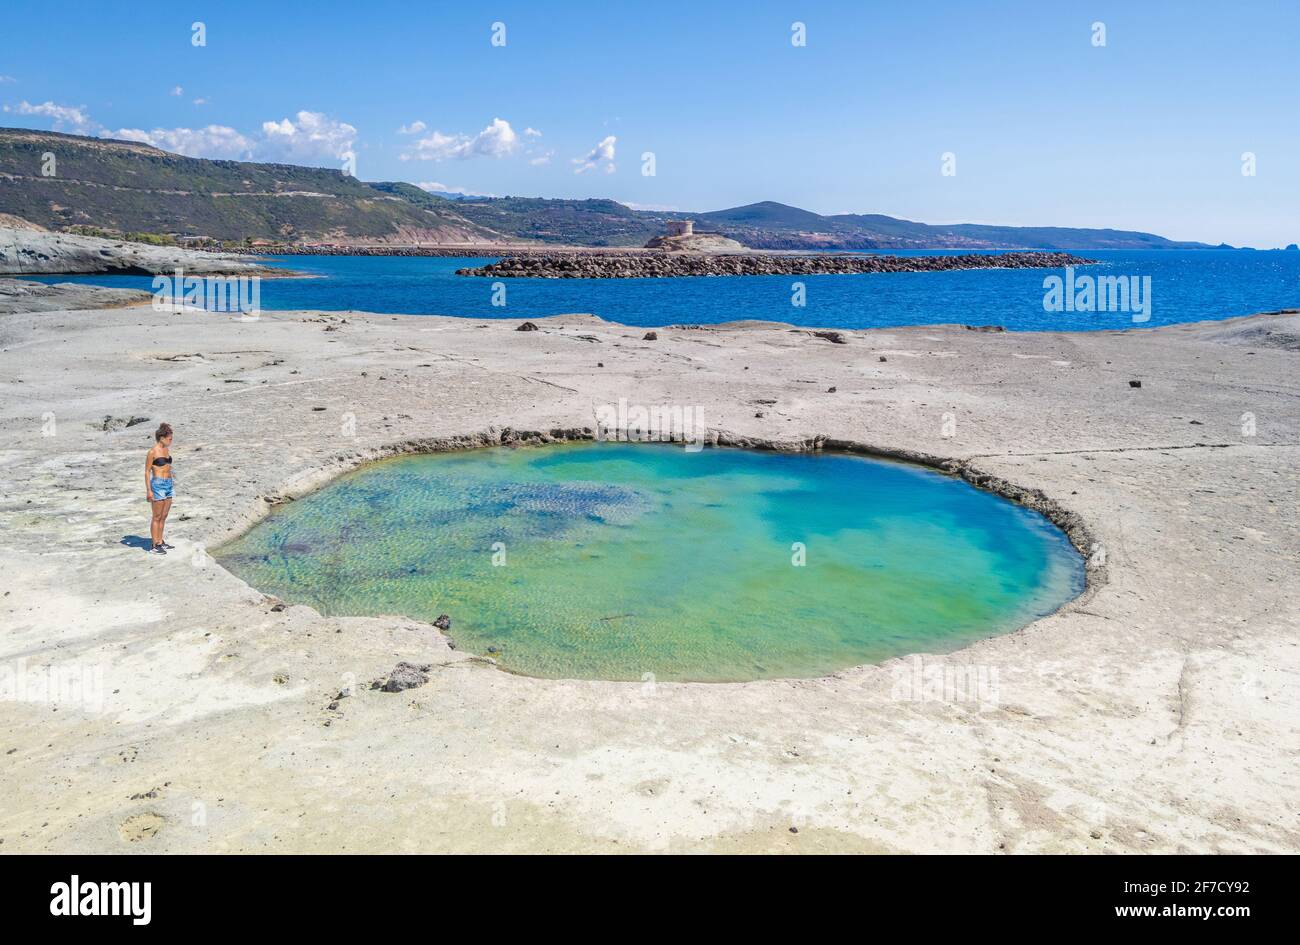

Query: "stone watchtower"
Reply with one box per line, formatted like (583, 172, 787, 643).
(664, 220, 694, 237)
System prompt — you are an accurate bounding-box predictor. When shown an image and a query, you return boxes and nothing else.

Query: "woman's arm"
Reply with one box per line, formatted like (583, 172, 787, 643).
(145, 449, 154, 500)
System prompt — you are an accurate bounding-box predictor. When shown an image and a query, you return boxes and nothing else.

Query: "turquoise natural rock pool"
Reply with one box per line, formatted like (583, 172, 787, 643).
(216, 443, 1085, 682)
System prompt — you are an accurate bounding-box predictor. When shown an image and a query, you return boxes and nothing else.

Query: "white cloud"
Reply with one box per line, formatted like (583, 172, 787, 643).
(4, 100, 94, 133)
(405, 118, 521, 161)
(259, 111, 357, 165)
(170, 86, 183, 96)
(8, 99, 357, 167)
(109, 125, 254, 160)
(529, 151, 554, 166)
(397, 120, 426, 135)
(524, 127, 542, 137)
(572, 135, 616, 174)
(108, 112, 354, 165)
(0, 76, 17, 84)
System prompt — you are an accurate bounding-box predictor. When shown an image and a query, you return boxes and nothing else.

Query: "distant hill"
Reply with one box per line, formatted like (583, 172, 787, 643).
(0, 127, 1217, 250)
(0, 128, 500, 243)
(436, 196, 660, 246)
(686, 201, 1213, 251)
(440, 197, 1215, 250)
(698, 201, 832, 232)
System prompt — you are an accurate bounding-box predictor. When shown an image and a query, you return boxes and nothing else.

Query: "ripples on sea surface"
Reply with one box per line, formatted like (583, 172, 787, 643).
(35, 248, 1300, 330)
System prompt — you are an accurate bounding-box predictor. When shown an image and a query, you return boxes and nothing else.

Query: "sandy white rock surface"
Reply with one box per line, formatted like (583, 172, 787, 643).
(0, 226, 264, 275)
(0, 296, 1296, 853)
(0, 277, 151, 312)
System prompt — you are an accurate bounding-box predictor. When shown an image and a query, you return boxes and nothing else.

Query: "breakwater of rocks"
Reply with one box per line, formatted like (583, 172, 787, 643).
(455, 251, 1095, 279)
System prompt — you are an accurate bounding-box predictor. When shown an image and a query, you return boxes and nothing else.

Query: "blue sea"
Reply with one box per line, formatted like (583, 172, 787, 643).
(31, 249, 1300, 331)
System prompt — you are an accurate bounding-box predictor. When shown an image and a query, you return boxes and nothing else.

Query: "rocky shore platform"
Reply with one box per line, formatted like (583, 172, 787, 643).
(456, 251, 1094, 279)
(1, 287, 1295, 853)
(0, 226, 273, 276)
(0, 277, 151, 313)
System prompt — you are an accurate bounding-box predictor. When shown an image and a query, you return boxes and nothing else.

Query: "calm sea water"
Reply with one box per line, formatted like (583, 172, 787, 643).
(216, 443, 1085, 681)
(32, 248, 1300, 330)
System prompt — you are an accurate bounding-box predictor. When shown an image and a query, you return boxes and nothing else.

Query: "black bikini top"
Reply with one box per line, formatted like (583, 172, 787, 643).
(152, 455, 172, 467)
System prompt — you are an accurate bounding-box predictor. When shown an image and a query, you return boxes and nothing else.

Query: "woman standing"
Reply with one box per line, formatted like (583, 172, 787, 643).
(145, 422, 175, 555)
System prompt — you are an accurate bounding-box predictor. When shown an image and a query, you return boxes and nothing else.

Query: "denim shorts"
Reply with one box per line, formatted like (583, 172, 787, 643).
(151, 477, 174, 501)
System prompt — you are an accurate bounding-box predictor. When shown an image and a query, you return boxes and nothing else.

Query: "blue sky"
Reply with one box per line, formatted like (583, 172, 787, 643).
(2, 0, 1297, 246)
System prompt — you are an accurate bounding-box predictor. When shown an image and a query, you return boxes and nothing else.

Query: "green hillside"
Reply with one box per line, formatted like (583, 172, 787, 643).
(697, 201, 831, 230)
(0, 128, 499, 243)
(695, 202, 1211, 251)
(825, 212, 1210, 251)
(434, 196, 660, 246)
(0, 127, 1217, 250)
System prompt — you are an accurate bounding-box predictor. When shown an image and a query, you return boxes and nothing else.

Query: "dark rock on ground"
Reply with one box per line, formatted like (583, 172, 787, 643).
(99, 415, 150, 432)
(516, 321, 539, 331)
(380, 661, 431, 693)
(643, 331, 658, 341)
(433, 614, 451, 631)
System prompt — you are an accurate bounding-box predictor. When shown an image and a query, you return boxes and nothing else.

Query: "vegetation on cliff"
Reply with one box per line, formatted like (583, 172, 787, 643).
(1, 128, 1215, 251)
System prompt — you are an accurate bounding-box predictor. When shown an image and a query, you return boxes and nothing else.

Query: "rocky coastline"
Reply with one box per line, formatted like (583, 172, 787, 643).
(0, 226, 270, 276)
(455, 251, 1095, 279)
(217, 244, 633, 258)
(219, 244, 503, 258)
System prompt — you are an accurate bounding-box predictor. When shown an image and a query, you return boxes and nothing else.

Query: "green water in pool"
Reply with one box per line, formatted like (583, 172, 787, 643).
(215, 443, 1085, 681)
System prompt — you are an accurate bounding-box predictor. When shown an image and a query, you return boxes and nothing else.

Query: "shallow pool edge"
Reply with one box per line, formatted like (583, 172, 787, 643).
(209, 427, 1105, 680)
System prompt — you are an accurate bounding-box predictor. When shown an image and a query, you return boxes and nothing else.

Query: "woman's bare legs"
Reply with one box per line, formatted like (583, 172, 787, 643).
(158, 497, 172, 545)
(150, 498, 164, 547)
